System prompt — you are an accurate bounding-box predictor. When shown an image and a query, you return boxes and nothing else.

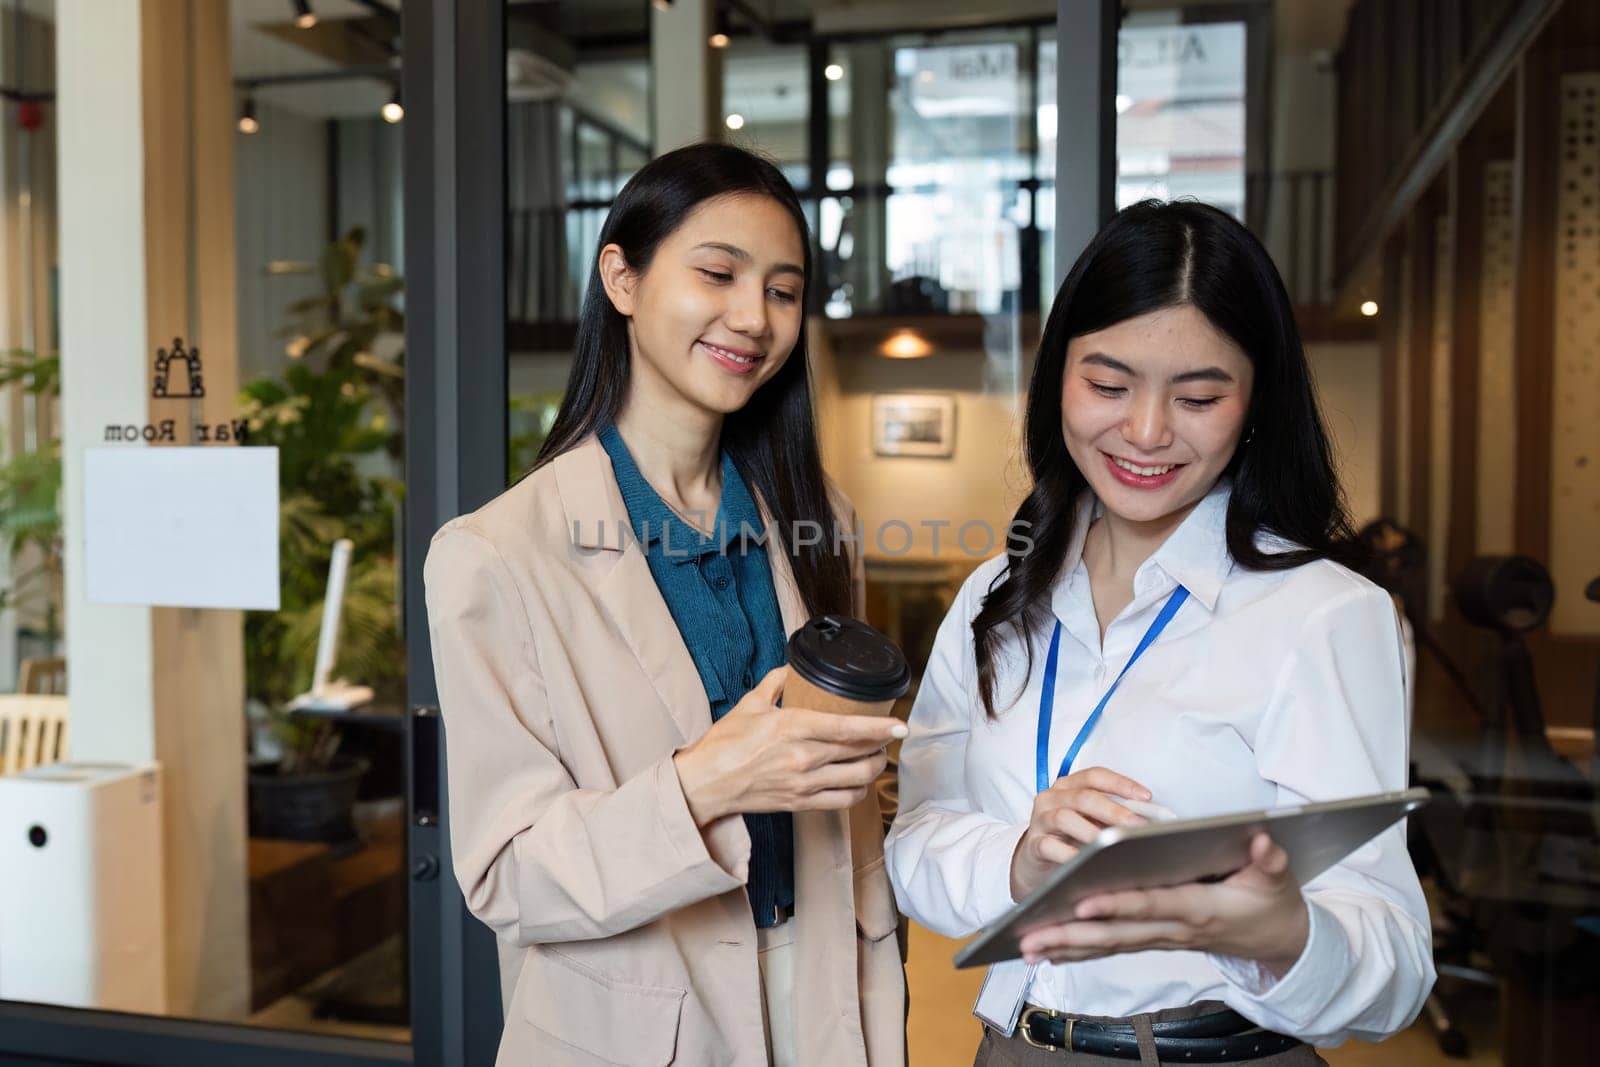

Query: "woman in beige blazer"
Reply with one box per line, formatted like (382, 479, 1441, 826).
(424, 143, 907, 1066)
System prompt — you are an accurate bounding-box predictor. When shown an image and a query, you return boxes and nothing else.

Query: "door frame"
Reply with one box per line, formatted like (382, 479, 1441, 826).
(400, 0, 510, 1064)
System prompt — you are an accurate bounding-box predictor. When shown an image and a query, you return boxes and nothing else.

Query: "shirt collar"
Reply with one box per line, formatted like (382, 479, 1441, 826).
(1137, 481, 1234, 611)
(1052, 480, 1234, 618)
(598, 424, 761, 556)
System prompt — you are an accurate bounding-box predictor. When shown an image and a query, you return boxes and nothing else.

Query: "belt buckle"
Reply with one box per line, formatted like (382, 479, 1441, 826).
(1019, 1007, 1071, 1053)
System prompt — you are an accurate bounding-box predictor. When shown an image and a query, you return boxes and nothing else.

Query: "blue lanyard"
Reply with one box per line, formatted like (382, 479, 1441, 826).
(1035, 586, 1190, 793)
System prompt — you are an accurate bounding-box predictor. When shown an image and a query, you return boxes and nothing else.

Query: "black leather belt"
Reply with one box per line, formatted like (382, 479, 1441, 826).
(1018, 1005, 1303, 1061)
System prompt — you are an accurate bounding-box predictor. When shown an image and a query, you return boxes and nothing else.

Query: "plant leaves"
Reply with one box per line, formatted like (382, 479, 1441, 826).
(319, 238, 359, 293)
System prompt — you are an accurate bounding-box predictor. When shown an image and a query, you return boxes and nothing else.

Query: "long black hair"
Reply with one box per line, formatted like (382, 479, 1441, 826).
(973, 199, 1357, 717)
(533, 142, 851, 620)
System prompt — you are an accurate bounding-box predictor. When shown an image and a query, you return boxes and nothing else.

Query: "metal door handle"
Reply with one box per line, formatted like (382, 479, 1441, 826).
(411, 703, 441, 826)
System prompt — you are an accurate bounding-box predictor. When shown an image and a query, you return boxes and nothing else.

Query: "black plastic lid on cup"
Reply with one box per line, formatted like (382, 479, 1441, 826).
(786, 614, 912, 703)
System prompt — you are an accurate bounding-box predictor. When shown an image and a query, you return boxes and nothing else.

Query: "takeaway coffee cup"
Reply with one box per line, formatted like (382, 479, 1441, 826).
(784, 614, 912, 717)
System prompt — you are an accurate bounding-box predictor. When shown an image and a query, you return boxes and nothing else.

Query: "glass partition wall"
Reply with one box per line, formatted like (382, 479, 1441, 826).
(0, 2, 505, 1064)
(0, 0, 413, 1046)
(14, 4, 1596, 1067)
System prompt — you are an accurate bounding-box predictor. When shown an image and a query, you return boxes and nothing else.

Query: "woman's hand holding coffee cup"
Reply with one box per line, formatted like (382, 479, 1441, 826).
(674, 666, 908, 826)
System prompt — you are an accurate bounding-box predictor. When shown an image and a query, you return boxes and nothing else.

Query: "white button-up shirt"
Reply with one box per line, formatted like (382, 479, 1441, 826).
(885, 484, 1435, 1045)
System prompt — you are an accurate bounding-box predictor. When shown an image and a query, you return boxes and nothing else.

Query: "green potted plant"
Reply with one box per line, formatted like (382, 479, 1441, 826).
(0, 349, 64, 662)
(243, 230, 568, 842)
(509, 390, 565, 476)
(243, 228, 406, 846)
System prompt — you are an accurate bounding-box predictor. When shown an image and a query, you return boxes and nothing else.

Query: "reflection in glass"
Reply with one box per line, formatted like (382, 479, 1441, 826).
(723, 43, 810, 191)
(822, 30, 1038, 320)
(1114, 17, 1245, 215)
(0, 0, 413, 1042)
(1036, 17, 1246, 227)
(508, 62, 648, 332)
(506, 7, 651, 483)
(1033, 15, 1244, 302)
(235, 10, 411, 1042)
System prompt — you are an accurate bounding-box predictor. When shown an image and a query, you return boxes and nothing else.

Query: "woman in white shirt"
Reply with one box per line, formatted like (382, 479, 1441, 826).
(886, 200, 1434, 1065)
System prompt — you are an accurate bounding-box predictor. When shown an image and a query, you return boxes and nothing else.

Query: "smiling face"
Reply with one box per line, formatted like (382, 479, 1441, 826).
(599, 192, 806, 420)
(1060, 303, 1254, 528)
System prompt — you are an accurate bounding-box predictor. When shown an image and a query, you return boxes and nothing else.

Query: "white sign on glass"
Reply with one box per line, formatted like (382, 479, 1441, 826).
(83, 446, 281, 610)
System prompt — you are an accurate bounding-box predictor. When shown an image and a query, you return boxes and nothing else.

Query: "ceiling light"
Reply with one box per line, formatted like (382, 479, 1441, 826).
(825, 63, 845, 81)
(880, 329, 932, 359)
(1360, 300, 1379, 317)
(292, 0, 317, 29)
(382, 87, 404, 123)
(709, 32, 729, 48)
(238, 97, 259, 135)
(725, 113, 745, 130)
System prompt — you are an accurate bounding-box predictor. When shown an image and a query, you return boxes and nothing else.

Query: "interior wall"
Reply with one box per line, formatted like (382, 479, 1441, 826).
(1264, 9, 1340, 305)
(818, 343, 1029, 562)
(335, 117, 404, 276)
(1308, 341, 1383, 528)
(509, 351, 573, 398)
(1270, 51, 1335, 172)
(728, 120, 807, 166)
(1547, 68, 1600, 637)
(233, 101, 328, 387)
(809, 319, 844, 479)
(572, 60, 650, 144)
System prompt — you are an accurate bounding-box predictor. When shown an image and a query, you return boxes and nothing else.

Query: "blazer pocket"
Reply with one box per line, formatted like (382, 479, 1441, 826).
(852, 855, 900, 942)
(523, 946, 686, 1066)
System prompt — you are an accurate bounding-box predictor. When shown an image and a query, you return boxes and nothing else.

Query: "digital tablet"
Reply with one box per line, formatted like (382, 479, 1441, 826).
(953, 787, 1430, 969)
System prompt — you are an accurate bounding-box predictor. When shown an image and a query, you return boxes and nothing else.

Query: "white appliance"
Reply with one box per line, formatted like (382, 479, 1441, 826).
(0, 762, 166, 1013)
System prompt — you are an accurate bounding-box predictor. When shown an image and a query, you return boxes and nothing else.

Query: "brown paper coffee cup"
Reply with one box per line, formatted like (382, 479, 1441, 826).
(784, 614, 911, 715)
(782, 671, 898, 718)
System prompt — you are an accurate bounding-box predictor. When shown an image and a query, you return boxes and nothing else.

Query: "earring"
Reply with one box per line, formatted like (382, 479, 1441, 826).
(1245, 427, 1255, 445)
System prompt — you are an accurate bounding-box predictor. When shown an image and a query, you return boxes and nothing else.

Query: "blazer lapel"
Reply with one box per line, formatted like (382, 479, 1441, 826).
(556, 437, 711, 744)
(758, 500, 807, 636)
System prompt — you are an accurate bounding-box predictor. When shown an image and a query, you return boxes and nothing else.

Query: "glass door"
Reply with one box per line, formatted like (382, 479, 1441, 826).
(0, 2, 506, 1063)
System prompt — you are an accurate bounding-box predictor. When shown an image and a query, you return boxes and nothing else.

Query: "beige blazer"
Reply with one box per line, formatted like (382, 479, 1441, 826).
(423, 434, 906, 1067)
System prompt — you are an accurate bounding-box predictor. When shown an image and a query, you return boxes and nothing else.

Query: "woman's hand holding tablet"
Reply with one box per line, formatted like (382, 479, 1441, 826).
(1009, 766, 1157, 901)
(954, 788, 1428, 972)
(1017, 830, 1311, 977)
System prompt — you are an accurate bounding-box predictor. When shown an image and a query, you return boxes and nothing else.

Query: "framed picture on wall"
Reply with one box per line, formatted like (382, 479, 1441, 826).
(871, 393, 957, 458)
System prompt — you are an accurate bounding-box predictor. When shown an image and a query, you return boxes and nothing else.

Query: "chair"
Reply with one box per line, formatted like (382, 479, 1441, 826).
(18, 656, 66, 695)
(0, 695, 69, 775)
(1409, 558, 1600, 1059)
